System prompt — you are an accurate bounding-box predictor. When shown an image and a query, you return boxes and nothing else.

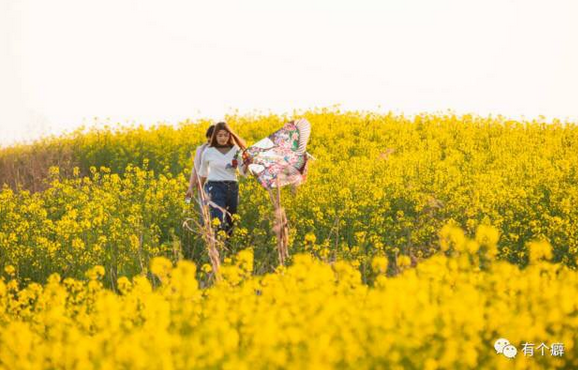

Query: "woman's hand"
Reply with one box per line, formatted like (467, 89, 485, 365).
(187, 167, 199, 198)
(239, 163, 250, 177)
(185, 186, 194, 199)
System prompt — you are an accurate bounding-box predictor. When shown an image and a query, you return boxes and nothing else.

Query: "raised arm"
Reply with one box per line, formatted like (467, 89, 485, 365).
(236, 149, 251, 177)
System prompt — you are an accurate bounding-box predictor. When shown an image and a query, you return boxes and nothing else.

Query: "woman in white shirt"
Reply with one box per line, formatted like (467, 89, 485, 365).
(198, 122, 247, 236)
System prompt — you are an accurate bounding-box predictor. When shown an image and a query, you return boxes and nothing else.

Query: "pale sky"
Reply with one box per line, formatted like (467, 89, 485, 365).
(1, 0, 578, 147)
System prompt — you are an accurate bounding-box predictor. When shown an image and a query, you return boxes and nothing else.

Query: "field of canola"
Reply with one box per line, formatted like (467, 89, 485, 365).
(1, 110, 578, 369)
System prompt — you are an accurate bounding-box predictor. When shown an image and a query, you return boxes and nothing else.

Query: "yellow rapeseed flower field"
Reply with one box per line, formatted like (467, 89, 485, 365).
(0, 242, 576, 369)
(1, 110, 578, 368)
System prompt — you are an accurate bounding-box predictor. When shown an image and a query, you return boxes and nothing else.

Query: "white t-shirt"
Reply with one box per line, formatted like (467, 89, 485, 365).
(198, 145, 241, 181)
(193, 143, 208, 171)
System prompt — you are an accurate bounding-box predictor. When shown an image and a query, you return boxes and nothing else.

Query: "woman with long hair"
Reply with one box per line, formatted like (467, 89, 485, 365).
(198, 122, 247, 236)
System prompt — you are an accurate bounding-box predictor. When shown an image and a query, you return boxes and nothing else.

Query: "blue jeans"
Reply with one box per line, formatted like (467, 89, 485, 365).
(204, 181, 239, 236)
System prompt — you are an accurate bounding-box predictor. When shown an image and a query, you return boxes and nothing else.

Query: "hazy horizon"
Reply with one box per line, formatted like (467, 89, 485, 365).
(2, 0, 578, 147)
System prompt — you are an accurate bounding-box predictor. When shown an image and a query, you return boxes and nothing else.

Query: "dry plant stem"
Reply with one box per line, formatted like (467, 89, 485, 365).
(279, 184, 289, 261)
(269, 179, 289, 266)
(181, 181, 225, 282)
(268, 190, 283, 266)
(197, 181, 221, 281)
(138, 230, 145, 274)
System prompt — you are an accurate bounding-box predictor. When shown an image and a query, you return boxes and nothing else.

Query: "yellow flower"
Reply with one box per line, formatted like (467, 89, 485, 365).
(371, 256, 388, 274)
(4, 265, 15, 277)
(202, 263, 213, 273)
(150, 257, 172, 280)
(528, 239, 553, 263)
(116, 276, 132, 294)
(397, 255, 411, 268)
(86, 265, 105, 280)
(304, 232, 317, 244)
(475, 225, 500, 246)
(439, 224, 466, 253)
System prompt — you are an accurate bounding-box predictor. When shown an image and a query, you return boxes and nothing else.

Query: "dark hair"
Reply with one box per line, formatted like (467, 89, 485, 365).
(205, 125, 215, 139)
(210, 122, 247, 150)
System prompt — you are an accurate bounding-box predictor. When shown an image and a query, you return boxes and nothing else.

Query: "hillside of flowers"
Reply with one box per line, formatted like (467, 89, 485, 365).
(1, 110, 578, 368)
